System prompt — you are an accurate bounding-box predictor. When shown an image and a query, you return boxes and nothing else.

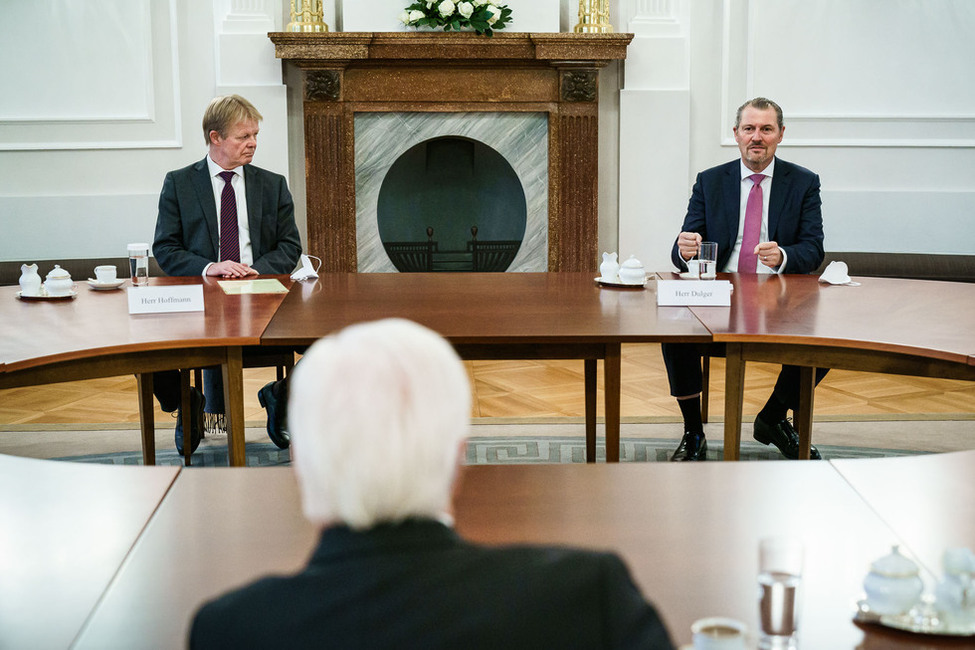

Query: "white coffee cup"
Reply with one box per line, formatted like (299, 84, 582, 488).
(691, 617, 747, 650)
(94, 265, 117, 283)
(685, 259, 701, 278)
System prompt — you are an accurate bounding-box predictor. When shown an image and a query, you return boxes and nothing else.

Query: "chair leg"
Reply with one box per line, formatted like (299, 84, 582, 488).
(180, 369, 193, 466)
(701, 354, 710, 424)
(276, 352, 296, 381)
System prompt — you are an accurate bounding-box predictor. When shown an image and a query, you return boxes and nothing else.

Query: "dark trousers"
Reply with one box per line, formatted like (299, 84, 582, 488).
(660, 342, 829, 411)
(152, 368, 224, 414)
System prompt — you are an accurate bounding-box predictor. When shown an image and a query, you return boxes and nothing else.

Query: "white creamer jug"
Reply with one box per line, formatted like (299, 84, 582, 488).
(600, 252, 619, 281)
(19, 263, 42, 296)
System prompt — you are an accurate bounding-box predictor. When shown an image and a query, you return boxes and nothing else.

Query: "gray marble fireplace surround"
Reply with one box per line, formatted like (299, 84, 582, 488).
(354, 111, 549, 272)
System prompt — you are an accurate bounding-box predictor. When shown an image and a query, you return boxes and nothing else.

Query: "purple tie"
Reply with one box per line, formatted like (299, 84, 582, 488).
(738, 173, 765, 273)
(218, 171, 240, 263)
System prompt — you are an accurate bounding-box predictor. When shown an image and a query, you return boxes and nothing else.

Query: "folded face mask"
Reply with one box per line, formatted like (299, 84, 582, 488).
(291, 254, 321, 281)
(819, 260, 853, 285)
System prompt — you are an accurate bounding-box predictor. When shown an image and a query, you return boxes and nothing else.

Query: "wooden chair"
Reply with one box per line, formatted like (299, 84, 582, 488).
(190, 346, 297, 437)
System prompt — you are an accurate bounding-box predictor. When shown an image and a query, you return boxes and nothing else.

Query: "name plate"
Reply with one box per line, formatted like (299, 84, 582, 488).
(657, 280, 732, 306)
(127, 285, 204, 314)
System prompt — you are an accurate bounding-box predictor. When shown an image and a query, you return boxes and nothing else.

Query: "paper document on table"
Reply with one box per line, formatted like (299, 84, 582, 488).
(217, 279, 289, 295)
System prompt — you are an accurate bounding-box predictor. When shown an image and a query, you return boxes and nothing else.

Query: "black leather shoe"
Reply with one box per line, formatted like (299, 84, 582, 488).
(670, 432, 708, 461)
(174, 388, 205, 456)
(753, 416, 821, 460)
(258, 381, 290, 449)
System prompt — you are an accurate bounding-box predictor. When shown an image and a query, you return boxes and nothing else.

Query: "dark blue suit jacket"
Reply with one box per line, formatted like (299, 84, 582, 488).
(152, 157, 302, 277)
(670, 158, 824, 274)
(190, 519, 675, 650)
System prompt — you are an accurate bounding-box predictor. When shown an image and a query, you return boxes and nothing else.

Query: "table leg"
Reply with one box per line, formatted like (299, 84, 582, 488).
(223, 347, 246, 467)
(723, 343, 745, 461)
(604, 343, 621, 463)
(796, 366, 816, 460)
(179, 370, 192, 466)
(584, 359, 596, 463)
(136, 373, 155, 466)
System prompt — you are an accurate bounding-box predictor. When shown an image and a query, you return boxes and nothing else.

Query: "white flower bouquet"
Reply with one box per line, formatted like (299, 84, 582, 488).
(400, 0, 512, 36)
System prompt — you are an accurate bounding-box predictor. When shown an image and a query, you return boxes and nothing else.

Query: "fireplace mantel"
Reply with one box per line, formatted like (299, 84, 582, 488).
(269, 31, 632, 272)
(269, 32, 632, 65)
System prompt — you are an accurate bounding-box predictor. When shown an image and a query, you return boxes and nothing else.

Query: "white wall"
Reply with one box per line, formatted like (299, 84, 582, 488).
(0, 0, 289, 262)
(618, 0, 975, 272)
(2, 0, 973, 270)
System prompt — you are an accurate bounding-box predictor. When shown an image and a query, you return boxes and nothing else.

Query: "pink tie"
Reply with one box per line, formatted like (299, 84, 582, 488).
(218, 171, 240, 263)
(738, 173, 765, 273)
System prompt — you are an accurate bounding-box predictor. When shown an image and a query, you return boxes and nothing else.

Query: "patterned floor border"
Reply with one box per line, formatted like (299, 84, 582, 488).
(465, 436, 927, 464)
(53, 436, 926, 466)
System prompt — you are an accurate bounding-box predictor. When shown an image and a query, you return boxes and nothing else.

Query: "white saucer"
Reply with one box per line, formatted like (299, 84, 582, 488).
(87, 278, 125, 290)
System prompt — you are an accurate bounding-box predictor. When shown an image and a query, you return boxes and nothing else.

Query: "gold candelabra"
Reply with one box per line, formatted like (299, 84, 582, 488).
(287, 0, 329, 32)
(574, 0, 613, 33)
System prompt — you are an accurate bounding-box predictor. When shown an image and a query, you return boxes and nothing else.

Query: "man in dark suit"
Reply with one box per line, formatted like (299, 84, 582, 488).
(151, 94, 301, 455)
(664, 97, 828, 462)
(190, 319, 675, 650)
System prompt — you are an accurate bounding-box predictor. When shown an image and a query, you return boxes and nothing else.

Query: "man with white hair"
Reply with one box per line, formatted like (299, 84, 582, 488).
(190, 318, 674, 649)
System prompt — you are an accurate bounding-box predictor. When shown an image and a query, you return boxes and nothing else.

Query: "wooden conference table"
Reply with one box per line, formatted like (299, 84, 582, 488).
(4, 272, 974, 464)
(261, 272, 711, 462)
(58, 451, 975, 649)
(2, 272, 709, 465)
(671, 273, 975, 460)
(0, 453, 179, 649)
(0, 278, 291, 466)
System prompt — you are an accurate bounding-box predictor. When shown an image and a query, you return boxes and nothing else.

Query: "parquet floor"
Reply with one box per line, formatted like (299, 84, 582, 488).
(3, 344, 974, 426)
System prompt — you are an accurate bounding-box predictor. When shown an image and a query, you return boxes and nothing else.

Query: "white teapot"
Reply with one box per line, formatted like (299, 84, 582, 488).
(19, 263, 42, 297)
(618, 255, 646, 285)
(43, 264, 74, 297)
(863, 545, 923, 615)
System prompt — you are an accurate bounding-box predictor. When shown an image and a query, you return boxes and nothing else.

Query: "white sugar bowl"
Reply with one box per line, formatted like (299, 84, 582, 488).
(44, 264, 74, 297)
(863, 545, 924, 615)
(617, 255, 646, 285)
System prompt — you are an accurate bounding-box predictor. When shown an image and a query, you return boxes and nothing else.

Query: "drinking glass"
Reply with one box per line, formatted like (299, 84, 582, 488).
(698, 241, 718, 280)
(758, 537, 803, 649)
(127, 243, 150, 286)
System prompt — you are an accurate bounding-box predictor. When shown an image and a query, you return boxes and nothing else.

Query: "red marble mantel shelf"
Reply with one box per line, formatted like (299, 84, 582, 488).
(267, 31, 633, 66)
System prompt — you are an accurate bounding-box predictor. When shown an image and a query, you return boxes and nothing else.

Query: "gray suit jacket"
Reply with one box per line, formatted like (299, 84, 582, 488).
(670, 157, 824, 274)
(152, 157, 301, 276)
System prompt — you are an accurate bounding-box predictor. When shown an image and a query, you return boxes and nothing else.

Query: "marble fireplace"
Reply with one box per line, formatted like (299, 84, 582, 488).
(268, 32, 632, 272)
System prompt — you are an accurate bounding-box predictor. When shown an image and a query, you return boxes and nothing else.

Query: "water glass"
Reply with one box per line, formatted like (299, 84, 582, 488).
(758, 537, 803, 649)
(127, 243, 150, 286)
(699, 241, 718, 280)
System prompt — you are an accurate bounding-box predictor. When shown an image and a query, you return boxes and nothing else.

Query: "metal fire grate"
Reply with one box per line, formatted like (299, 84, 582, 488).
(383, 226, 521, 273)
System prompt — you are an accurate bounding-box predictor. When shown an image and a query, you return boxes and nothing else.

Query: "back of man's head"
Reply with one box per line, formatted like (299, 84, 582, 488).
(289, 318, 471, 530)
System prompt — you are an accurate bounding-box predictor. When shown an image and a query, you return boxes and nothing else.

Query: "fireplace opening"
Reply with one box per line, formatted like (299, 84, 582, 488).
(377, 136, 527, 272)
